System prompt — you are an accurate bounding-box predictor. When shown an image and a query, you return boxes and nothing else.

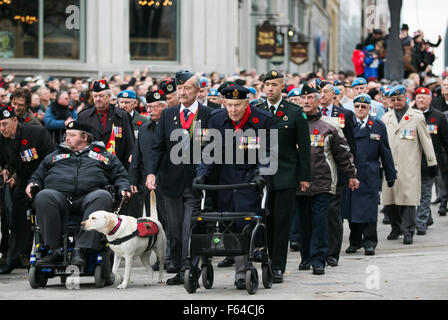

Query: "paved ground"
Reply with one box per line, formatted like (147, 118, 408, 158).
(1, 204, 448, 301)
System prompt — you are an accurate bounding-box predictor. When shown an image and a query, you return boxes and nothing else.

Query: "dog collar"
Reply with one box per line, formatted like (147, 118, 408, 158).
(108, 216, 122, 235)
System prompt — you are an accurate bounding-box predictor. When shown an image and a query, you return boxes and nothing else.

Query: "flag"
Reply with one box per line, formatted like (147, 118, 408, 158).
(106, 124, 116, 155)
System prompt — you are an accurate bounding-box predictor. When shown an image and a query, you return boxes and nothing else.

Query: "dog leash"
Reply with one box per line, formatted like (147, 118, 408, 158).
(113, 196, 127, 216)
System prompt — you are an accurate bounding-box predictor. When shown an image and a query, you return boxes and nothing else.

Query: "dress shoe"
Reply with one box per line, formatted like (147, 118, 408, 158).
(70, 248, 87, 268)
(217, 257, 235, 268)
(431, 197, 441, 204)
(345, 246, 361, 254)
(0, 264, 15, 274)
(35, 249, 64, 266)
(298, 262, 311, 270)
(273, 270, 283, 283)
(416, 229, 426, 236)
(312, 266, 325, 275)
(290, 241, 300, 252)
(403, 235, 413, 245)
(439, 205, 447, 216)
(364, 247, 375, 255)
(326, 256, 338, 267)
(387, 232, 400, 240)
(166, 261, 178, 273)
(167, 273, 184, 285)
(235, 279, 246, 290)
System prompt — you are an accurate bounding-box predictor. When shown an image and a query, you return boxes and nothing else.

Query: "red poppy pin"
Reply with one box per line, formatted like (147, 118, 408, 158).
(277, 111, 284, 117)
(252, 117, 259, 124)
(21, 139, 28, 145)
(368, 120, 373, 126)
(93, 147, 100, 153)
(24, 117, 30, 122)
(430, 118, 435, 123)
(137, 120, 142, 126)
(313, 129, 319, 135)
(339, 113, 344, 118)
(7, 106, 13, 112)
(158, 90, 164, 95)
(201, 81, 207, 88)
(404, 116, 409, 121)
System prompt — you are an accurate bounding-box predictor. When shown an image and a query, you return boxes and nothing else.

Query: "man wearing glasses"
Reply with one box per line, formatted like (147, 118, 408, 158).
(343, 77, 385, 119)
(342, 94, 396, 256)
(381, 85, 437, 245)
(77, 80, 135, 170)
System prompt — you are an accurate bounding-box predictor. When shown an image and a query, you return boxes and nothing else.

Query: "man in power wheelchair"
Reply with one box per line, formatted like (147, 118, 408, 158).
(25, 121, 131, 287)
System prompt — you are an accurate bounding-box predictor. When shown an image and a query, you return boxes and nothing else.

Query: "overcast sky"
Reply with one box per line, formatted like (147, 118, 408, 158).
(401, 0, 447, 76)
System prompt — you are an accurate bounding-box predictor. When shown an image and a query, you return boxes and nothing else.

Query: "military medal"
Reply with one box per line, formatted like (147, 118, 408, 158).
(338, 114, 345, 128)
(370, 107, 376, 117)
(427, 124, 438, 135)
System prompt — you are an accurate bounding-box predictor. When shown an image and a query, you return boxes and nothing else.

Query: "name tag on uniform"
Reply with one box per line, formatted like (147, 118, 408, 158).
(20, 148, 38, 162)
(52, 153, 71, 163)
(399, 128, 415, 140)
(427, 124, 438, 135)
(238, 136, 260, 150)
(88, 151, 110, 165)
(370, 133, 381, 141)
(113, 126, 123, 138)
(310, 134, 325, 147)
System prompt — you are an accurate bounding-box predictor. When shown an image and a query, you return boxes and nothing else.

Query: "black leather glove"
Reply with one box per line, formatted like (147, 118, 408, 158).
(30, 185, 42, 199)
(251, 174, 265, 194)
(387, 180, 395, 188)
(192, 175, 207, 198)
(428, 166, 439, 178)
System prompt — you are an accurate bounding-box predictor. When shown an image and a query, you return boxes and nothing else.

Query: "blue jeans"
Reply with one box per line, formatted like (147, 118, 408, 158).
(298, 193, 331, 268)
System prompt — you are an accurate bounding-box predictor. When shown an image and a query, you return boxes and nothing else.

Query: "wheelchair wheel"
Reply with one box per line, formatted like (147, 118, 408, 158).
(262, 262, 273, 289)
(245, 267, 258, 295)
(184, 268, 199, 294)
(201, 263, 214, 289)
(94, 265, 105, 288)
(29, 267, 48, 289)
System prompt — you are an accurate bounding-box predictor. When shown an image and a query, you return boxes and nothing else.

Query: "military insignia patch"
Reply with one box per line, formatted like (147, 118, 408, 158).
(370, 133, 381, 140)
(88, 151, 110, 165)
(3, 110, 10, 117)
(283, 115, 288, 121)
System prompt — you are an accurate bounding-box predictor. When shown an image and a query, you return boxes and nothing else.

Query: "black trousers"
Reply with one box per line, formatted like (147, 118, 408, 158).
(348, 221, 378, 249)
(34, 189, 112, 250)
(267, 188, 296, 273)
(327, 183, 344, 261)
(4, 186, 32, 267)
(0, 185, 9, 256)
(388, 205, 416, 237)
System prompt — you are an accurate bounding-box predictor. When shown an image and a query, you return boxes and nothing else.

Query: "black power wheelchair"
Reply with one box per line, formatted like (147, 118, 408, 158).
(26, 186, 120, 289)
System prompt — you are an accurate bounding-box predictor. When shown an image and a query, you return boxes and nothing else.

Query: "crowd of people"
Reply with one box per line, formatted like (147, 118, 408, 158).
(0, 60, 448, 290)
(352, 24, 442, 82)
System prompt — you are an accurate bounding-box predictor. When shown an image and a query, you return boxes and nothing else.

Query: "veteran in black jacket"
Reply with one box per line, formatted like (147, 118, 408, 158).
(145, 71, 212, 285)
(26, 121, 131, 268)
(0, 105, 54, 274)
(256, 70, 311, 283)
(77, 80, 135, 169)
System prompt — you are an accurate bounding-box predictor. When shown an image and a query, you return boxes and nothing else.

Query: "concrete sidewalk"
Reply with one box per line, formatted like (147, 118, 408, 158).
(1, 204, 447, 300)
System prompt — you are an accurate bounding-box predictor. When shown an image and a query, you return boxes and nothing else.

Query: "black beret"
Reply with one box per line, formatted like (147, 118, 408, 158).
(92, 80, 110, 92)
(217, 81, 237, 94)
(66, 121, 95, 134)
(0, 104, 16, 120)
(175, 70, 195, 85)
(146, 90, 167, 104)
(263, 70, 284, 82)
(221, 85, 250, 100)
(317, 81, 333, 90)
(300, 84, 319, 96)
(159, 80, 176, 94)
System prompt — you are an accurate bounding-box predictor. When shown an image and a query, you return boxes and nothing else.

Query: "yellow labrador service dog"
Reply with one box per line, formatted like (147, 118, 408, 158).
(82, 210, 166, 289)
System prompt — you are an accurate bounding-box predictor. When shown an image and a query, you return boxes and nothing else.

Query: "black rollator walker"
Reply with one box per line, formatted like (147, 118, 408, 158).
(184, 181, 273, 295)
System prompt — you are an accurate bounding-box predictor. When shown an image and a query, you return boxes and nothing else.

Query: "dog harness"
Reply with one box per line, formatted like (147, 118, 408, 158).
(108, 217, 159, 252)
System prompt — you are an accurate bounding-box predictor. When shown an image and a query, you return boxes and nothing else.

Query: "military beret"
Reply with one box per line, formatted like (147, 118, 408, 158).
(333, 86, 341, 95)
(300, 84, 319, 96)
(92, 79, 110, 92)
(159, 80, 176, 94)
(66, 121, 95, 134)
(317, 81, 333, 90)
(380, 85, 392, 95)
(351, 77, 367, 87)
(175, 70, 195, 85)
(263, 70, 284, 82)
(146, 90, 167, 104)
(117, 90, 137, 99)
(287, 88, 301, 98)
(333, 80, 342, 86)
(414, 87, 432, 96)
(221, 85, 250, 100)
(0, 104, 16, 120)
(389, 85, 406, 96)
(353, 94, 372, 104)
(247, 87, 257, 95)
(208, 88, 219, 97)
(217, 81, 237, 94)
(199, 77, 210, 88)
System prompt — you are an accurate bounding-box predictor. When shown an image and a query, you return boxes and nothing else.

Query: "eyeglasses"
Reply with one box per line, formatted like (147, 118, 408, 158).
(354, 104, 369, 109)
